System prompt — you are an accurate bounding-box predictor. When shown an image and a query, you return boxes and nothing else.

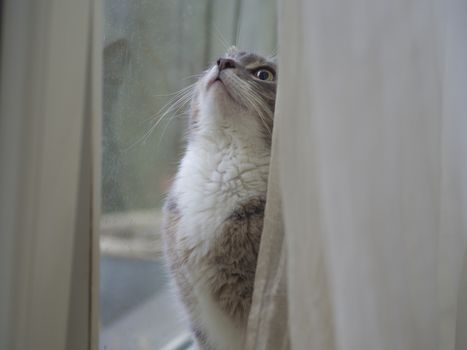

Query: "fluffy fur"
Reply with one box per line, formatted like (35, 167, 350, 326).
(162, 47, 277, 350)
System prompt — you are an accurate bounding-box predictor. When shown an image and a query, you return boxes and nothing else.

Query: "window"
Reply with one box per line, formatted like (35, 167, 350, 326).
(100, 1, 277, 348)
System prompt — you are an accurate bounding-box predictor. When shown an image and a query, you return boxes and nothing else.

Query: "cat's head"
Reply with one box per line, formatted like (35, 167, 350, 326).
(190, 47, 277, 144)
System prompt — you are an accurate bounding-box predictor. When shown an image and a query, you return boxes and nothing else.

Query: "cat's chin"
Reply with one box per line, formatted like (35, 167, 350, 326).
(206, 82, 237, 106)
(207, 77, 223, 89)
(202, 92, 242, 119)
(207, 78, 232, 98)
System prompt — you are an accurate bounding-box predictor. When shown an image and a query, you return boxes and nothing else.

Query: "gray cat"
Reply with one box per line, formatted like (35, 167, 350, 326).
(162, 46, 277, 350)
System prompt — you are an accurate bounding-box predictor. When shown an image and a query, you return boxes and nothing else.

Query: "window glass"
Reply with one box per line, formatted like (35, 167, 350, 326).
(100, 1, 276, 348)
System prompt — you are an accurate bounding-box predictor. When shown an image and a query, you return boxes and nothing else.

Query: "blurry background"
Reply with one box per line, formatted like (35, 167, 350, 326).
(100, 1, 277, 349)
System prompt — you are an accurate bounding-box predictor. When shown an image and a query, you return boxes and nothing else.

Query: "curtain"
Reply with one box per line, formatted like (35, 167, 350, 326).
(247, 0, 467, 349)
(0, 1, 101, 349)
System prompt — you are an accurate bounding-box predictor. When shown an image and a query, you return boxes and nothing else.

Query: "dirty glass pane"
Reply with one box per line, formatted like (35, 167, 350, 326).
(100, 1, 277, 349)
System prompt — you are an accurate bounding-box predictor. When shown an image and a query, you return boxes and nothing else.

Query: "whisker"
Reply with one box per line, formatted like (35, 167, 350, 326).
(156, 112, 186, 149)
(246, 95, 273, 136)
(124, 85, 195, 151)
(181, 73, 205, 82)
(151, 82, 197, 99)
(142, 84, 196, 124)
(125, 103, 189, 152)
(234, 0, 243, 47)
(229, 75, 273, 136)
(213, 23, 230, 51)
(236, 86, 272, 136)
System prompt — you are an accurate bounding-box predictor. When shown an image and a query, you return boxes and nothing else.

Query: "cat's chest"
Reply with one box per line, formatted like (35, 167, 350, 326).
(173, 142, 269, 244)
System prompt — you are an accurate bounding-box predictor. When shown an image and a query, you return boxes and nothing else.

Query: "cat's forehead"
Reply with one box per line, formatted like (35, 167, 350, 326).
(225, 48, 275, 68)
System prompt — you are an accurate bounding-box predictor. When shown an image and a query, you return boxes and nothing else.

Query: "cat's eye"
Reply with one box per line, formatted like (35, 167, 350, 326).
(255, 69, 275, 81)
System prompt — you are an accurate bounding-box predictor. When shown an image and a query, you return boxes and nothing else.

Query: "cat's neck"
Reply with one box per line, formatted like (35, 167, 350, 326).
(192, 117, 269, 154)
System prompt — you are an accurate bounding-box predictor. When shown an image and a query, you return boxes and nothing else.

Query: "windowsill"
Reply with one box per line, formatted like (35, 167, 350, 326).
(100, 209, 163, 260)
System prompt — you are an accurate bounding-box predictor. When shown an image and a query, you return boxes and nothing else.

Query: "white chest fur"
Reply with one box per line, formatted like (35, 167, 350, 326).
(173, 131, 270, 251)
(171, 130, 270, 350)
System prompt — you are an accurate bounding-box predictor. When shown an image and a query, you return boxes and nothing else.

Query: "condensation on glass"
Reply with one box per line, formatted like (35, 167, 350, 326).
(100, 1, 276, 349)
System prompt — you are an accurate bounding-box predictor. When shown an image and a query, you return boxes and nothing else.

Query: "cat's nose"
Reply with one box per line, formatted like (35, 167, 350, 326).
(217, 58, 236, 71)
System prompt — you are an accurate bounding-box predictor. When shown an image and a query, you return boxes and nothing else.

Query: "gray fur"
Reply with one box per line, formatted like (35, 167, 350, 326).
(161, 49, 277, 349)
(163, 196, 265, 349)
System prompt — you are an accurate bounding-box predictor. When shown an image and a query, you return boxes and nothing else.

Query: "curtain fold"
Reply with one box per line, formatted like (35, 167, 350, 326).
(247, 0, 467, 348)
(246, 133, 290, 350)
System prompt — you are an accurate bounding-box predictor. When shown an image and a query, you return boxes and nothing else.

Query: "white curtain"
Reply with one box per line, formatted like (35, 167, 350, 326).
(0, 1, 101, 349)
(247, 0, 467, 349)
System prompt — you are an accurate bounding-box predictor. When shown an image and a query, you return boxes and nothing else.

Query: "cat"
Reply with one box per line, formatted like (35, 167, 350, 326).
(162, 46, 277, 350)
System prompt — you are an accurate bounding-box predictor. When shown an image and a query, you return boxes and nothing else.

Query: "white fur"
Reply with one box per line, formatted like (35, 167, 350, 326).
(171, 67, 270, 349)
